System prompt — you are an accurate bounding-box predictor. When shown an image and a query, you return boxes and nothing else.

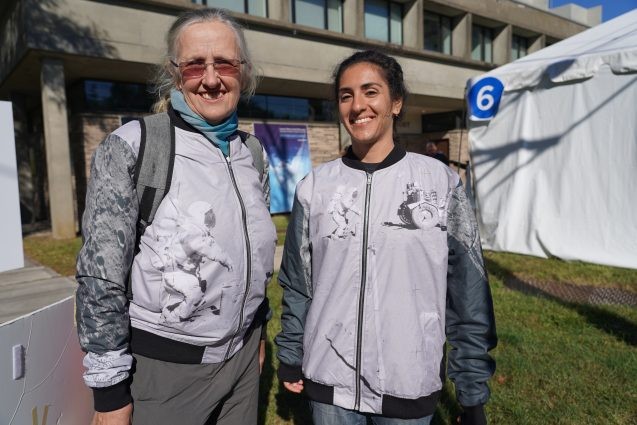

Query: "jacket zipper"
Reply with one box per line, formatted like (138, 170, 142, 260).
(223, 155, 252, 360)
(355, 172, 373, 410)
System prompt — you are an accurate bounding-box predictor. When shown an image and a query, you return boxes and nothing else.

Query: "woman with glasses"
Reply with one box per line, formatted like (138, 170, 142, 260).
(275, 50, 497, 425)
(76, 8, 276, 425)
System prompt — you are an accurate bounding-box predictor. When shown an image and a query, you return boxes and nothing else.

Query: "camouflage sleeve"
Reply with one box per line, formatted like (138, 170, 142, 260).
(274, 179, 313, 382)
(261, 145, 270, 210)
(75, 132, 138, 394)
(446, 182, 498, 408)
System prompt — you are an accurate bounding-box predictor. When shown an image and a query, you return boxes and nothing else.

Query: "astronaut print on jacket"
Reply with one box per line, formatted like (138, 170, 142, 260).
(326, 186, 362, 239)
(153, 194, 234, 324)
(384, 182, 448, 231)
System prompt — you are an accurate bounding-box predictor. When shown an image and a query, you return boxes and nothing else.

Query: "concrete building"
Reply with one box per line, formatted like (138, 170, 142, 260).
(0, 0, 598, 237)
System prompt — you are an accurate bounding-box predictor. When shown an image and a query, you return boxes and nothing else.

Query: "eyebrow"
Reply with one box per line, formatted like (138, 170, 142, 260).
(338, 82, 382, 92)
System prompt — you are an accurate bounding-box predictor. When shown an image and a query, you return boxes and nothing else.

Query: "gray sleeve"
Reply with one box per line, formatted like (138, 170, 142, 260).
(262, 146, 271, 209)
(446, 182, 497, 408)
(75, 133, 138, 388)
(274, 187, 312, 369)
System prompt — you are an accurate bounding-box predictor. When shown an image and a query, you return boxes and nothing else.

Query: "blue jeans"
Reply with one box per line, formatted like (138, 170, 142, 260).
(310, 401, 433, 425)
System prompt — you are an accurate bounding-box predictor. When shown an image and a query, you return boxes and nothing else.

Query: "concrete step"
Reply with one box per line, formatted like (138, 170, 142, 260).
(0, 266, 57, 286)
(0, 287, 76, 322)
(0, 260, 77, 325)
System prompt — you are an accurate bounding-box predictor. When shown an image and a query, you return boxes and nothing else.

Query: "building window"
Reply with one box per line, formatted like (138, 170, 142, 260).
(193, 0, 268, 18)
(238, 94, 337, 122)
(292, 0, 343, 32)
(512, 34, 528, 60)
(364, 0, 402, 45)
(70, 80, 154, 113)
(424, 11, 451, 54)
(471, 24, 493, 62)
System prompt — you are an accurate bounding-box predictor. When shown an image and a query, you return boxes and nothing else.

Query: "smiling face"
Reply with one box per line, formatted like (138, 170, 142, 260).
(338, 62, 403, 153)
(175, 21, 242, 124)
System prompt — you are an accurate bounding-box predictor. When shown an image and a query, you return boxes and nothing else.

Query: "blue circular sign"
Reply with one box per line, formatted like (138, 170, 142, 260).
(468, 77, 504, 120)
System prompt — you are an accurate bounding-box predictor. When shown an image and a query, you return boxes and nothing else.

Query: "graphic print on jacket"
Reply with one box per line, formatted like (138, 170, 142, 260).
(153, 192, 235, 324)
(395, 182, 447, 230)
(326, 186, 362, 239)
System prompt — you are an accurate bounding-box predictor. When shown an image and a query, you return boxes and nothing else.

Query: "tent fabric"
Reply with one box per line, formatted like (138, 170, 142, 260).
(468, 10, 637, 270)
(467, 10, 637, 91)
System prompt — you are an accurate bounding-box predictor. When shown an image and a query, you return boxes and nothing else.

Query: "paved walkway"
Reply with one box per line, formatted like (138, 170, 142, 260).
(505, 275, 637, 307)
(0, 258, 76, 325)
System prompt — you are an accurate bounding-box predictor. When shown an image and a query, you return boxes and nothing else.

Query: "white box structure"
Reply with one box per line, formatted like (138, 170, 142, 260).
(0, 101, 23, 272)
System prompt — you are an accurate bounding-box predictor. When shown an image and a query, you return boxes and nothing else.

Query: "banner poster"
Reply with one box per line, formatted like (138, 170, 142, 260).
(254, 124, 312, 214)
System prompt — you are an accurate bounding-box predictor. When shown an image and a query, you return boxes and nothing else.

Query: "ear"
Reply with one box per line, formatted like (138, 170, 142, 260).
(391, 97, 403, 116)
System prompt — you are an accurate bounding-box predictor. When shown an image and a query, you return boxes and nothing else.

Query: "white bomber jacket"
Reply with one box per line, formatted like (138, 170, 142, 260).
(76, 107, 277, 411)
(275, 145, 497, 419)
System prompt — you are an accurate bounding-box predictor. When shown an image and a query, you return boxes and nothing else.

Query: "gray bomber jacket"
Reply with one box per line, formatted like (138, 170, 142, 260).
(275, 145, 497, 419)
(76, 107, 276, 411)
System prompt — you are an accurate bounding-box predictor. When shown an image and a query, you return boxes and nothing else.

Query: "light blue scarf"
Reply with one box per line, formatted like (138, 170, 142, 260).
(170, 89, 237, 157)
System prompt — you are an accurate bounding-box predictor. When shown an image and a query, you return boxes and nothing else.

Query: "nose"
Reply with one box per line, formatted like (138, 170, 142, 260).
(201, 63, 220, 87)
(351, 93, 366, 114)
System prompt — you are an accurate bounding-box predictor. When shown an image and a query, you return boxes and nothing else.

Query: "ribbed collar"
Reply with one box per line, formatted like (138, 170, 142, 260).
(341, 144, 407, 172)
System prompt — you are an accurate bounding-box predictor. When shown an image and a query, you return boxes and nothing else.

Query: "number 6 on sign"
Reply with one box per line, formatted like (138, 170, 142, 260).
(468, 77, 504, 121)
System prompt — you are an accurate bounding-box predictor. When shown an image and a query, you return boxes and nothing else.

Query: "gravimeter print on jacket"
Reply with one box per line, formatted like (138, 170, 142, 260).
(386, 182, 448, 230)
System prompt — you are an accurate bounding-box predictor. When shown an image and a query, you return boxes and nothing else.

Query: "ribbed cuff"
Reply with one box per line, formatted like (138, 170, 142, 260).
(93, 379, 132, 412)
(278, 362, 303, 383)
(460, 404, 486, 425)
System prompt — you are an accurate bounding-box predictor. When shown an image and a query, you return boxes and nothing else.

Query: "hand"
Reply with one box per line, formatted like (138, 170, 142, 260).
(259, 339, 266, 374)
(283, 380, 304, 393)
(91, 403, 132, 425)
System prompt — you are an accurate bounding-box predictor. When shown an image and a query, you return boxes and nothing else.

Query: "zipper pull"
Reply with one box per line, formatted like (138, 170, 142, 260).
(366, 173, 372, 185)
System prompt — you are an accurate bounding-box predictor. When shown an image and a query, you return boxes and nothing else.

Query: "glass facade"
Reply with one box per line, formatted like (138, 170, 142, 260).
(292, 0, 343, 32)
(364, 0, 402, 44)
(193, 0, 268, 17)
(512, 34, 528, 60)
(471, 24, 493, 63)
(424, 11, 452, 54)
(238, 94, 336, 122)
(71, 80, 154, 113)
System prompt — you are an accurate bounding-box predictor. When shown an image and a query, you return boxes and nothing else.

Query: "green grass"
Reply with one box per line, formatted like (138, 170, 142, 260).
(272, 214, 290, 246)
(485, 251, 637, 293)
(22, 233, 82, 276)
(22, 229, 637, 424)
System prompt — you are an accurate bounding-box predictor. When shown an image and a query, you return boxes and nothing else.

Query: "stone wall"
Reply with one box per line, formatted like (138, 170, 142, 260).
(398, 129, 471, 182)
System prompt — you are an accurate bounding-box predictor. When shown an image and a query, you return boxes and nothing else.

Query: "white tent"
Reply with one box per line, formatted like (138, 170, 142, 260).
(467, 10, 637, 270)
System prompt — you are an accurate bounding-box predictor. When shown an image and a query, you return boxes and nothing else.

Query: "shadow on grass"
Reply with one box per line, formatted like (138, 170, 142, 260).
(258, 341, 275, 425)
(486, 257, 637, 347)
(274, 384, 312, 425)
(258, 340, 311, 425)
(432, 380, 462, 425)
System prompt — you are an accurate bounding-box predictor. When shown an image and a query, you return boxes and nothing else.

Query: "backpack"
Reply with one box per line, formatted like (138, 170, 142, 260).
(126, 112, 266, 298)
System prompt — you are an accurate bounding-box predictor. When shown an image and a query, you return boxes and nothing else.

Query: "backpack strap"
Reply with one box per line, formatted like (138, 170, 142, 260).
(238, 130, 269, 208)
(135, 112, 175, 229)
(238, 130, 265, 180)
(127, 112, 174, 299)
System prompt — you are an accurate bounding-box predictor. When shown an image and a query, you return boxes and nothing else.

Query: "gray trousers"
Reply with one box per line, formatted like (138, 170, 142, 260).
(130, 327, 261, 425)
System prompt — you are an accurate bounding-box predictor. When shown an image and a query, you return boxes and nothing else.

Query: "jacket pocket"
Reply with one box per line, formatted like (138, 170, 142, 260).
(417, 311, 444, 392)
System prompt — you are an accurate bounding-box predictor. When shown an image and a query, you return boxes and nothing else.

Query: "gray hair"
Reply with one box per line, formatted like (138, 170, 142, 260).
(151, 8, 257, 113)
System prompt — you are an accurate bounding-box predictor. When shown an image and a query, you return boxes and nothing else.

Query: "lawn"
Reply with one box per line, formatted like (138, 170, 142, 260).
(22, 223, 637, 424)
